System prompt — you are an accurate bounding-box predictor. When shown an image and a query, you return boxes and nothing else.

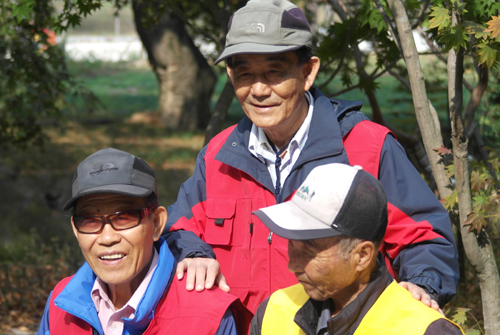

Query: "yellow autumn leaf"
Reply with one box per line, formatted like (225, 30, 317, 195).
(485, 15, 500, 39)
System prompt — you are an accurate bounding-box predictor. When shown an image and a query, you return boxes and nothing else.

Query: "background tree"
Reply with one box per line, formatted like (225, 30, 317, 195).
(130, 0, 245, 132)
(0, 0, 97, 148)
(132, 1, 215, 131)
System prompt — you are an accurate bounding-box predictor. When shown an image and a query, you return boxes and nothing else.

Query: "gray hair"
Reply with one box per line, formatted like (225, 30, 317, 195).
(337, 237, 362, 259)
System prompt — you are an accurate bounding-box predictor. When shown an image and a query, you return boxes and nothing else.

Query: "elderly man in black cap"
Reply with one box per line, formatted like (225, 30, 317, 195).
(164, 0, 459, 317)
(37, 148, 250, 335)
(251, 163, 463, 335)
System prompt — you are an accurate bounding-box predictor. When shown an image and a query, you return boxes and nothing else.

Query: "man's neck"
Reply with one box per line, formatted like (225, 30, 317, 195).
(106, 253, 155, 310)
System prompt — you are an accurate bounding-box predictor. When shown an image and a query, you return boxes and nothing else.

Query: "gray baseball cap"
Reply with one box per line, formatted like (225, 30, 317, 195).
(214, 0, 313, 64)
(63, 148, 157, 210)
(253, 164, 388, 242)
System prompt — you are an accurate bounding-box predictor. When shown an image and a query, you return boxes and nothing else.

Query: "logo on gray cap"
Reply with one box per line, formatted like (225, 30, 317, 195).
(90, 163, 118, 176)
(242, 23, 266, 33)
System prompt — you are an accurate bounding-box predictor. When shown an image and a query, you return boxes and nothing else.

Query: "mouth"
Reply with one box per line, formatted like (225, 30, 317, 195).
(99, 253, 126, 260)
(250, 102, 278, 109)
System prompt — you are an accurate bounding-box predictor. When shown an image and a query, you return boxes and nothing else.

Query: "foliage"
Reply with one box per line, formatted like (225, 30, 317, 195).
(0, 231, 80, 333)
(428, 0, 500, 69)
(452, 307, 484, 335)
(0, 0, 97, 149)
(441, 149, 500, 233)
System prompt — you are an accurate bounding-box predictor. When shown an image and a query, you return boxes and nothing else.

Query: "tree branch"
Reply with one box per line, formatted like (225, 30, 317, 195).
(373, 0, 403, 56)
(464, 65, 488, 135)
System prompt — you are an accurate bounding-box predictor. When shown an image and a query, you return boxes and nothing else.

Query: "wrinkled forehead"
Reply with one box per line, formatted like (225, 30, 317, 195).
(75, 193, 146, 215)
(230, 51, 298, 68)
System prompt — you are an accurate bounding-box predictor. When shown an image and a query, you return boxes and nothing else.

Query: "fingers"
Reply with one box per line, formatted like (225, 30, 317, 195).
(204, 259, 221, 290)
(176, 260, 187, 280)
(216, 274, 230, 293)
(195, 260, 209, 291)
(185, 259, 197, 291)
(176, 258, 228, 292)
(399, 281, 439, 310)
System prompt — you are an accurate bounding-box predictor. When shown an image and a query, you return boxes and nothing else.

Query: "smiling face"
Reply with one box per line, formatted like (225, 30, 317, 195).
(72, 193, 166, 301)
(287, 237, 374, 312)
(227, 52, 319, 148)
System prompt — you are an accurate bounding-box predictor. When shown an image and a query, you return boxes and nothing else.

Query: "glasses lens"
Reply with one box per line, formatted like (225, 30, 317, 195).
(75, 216, 103, 233)
(109, 210, 141, 230)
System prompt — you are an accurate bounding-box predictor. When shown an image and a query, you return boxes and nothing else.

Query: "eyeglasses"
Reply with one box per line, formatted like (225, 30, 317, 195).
(73, 207, 156, 234)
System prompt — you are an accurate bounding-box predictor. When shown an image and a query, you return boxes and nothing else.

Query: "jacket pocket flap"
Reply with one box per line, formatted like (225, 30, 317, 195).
(205, 198, 236, 245)
(206, 198, 236, 219)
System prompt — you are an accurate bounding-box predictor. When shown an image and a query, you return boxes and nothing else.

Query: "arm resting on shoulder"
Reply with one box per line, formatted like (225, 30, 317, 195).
(378, 136, 459, 307)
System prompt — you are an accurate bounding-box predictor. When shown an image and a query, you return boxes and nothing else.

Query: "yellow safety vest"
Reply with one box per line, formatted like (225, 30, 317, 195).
(262, 281, 464, 335)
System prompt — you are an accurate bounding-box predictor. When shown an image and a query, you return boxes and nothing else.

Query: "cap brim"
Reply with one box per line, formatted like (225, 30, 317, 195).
(253, 201, 343, 241)
(63, 184, 153, 211)
(215, 43, 303, 64)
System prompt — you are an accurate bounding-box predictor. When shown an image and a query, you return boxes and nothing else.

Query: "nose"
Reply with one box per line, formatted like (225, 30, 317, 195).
(287, 240, 304, 273)
(97, 223, 121, 246)
(250, 79, 272, 98)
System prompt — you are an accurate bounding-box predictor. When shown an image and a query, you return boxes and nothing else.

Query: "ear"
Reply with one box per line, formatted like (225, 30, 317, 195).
(226, 64, 235, 85)
(71, 217, 79, 239)
(152, 206, 167, 241)
(352, 241, 376, 272)
(302, 56, 320, 92)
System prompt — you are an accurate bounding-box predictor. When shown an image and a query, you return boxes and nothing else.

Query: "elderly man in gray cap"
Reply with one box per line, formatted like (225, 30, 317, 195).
(37, 148, 250, 335)
(163, 0, 459, 317)
(251, 163, 463, 335)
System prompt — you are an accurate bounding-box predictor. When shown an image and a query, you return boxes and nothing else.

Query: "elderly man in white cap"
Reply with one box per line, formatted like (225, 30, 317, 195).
(251, 163, 463, 335)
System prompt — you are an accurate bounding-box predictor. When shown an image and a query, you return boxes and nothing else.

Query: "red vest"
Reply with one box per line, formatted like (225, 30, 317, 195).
(201, 120, 391, 313)
(48, 276, 251, 335)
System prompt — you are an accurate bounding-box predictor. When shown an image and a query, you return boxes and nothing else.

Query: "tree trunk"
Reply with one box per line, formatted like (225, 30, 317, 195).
(386, 0, 451, 199)
(204, 77, 234, 145)
(132, 1, 216, 131)
(448, 13, 500, 335)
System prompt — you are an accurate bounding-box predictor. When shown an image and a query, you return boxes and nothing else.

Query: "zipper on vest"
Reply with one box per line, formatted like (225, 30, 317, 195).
(267, 231, 273, 244)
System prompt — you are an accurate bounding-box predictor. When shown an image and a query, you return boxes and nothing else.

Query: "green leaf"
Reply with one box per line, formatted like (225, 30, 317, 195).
(451, 307, 469, 325)
(429, 5, 450, 30)
(404, 0, 421, 13)
(464, 21, 489, 40)
(340, 71, 353, 88)
(465, 329, 481, 335)
(441, 189, 458, 210)
(450, 0, 467, 15)
(66, 13, 82, 29)
(11, 0, 35, 23)
(438, 27, 469, 52)
(477, 43, 499, 68)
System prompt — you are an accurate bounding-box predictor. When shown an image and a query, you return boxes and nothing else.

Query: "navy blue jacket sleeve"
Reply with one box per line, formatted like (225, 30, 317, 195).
(379, 136, 459, 306)
(215, 309, 239, 335)
(36, 291, 51, 335)
(162, 146, 216, 261)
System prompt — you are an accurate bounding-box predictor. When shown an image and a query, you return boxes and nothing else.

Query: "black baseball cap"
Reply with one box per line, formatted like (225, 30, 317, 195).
(63, 148, 157, 210)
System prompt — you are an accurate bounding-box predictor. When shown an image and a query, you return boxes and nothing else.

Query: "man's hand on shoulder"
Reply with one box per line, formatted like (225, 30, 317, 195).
(176, 257, 230, 292)
(399, 281, 441, 312)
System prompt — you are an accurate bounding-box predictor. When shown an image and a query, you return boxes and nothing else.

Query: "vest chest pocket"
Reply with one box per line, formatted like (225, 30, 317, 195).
(205, 198, 236, 246)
